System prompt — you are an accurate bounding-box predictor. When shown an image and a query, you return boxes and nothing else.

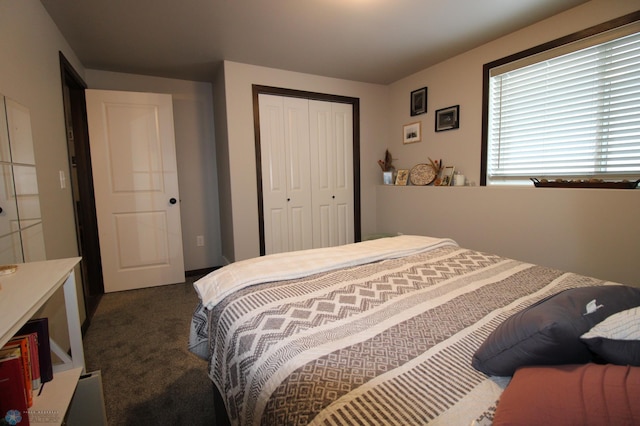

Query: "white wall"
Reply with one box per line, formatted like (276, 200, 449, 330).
(0, 0, 81, 259)
(212, 66, 234, 264)
(84, 70, 223, 271)
(0, 0, 87, 347)
(377, 185, 640, 286)
(387, 0, 639, 185)
(378, 0, 640, 286)
(219, 61, 390, 261)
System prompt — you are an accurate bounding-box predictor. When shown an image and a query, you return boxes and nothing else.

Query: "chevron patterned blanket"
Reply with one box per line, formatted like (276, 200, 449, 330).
(188, 236, 607, 425)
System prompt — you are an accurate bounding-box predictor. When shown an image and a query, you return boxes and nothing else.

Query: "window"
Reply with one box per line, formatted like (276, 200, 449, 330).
(482, 14, 640, 185)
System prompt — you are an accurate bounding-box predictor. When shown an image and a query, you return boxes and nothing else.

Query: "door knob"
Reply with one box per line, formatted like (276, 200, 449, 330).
(169, 198, 177, 204)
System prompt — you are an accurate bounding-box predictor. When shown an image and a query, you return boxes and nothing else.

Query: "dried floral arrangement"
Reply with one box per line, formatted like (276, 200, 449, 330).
(377, 150, 394, 172)
(428, 157, 442, 175)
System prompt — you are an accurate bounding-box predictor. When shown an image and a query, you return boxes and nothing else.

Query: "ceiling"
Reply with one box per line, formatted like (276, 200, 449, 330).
(40, 0, 589, 85)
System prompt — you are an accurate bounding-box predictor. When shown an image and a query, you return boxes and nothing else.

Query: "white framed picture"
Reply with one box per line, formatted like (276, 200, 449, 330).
(403, 122, 421, 144)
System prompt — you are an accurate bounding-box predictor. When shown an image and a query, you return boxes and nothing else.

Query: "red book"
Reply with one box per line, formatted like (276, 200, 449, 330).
(28, 333, 40, 391)
(14, 333, 40, 391)
(5, 337, 33, 407)
(0, 348, 30, 426)
(18, 318, 52, 383)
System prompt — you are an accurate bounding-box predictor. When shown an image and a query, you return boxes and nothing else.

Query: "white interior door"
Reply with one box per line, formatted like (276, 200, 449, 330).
(86, 89, 185, 292)
(309, 100, 354, 248)
(259, 94, 312, 255)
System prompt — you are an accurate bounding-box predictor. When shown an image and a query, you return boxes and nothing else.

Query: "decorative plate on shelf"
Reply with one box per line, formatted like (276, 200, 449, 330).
(410, 163, 437, 186)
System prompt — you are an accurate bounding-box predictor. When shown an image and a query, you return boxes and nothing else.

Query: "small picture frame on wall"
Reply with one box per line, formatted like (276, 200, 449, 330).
(435, 105, 460, 132)
(410, 87, 428, 116)
(395, 169, 409, 185)
(403, 122, 421, 144)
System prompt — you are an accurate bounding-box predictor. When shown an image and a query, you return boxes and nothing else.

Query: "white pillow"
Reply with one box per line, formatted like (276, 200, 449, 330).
(581, 306, 640, 341)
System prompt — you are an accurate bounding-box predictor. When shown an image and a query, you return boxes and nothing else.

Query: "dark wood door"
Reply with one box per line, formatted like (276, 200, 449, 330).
(59, 53, 104, 330)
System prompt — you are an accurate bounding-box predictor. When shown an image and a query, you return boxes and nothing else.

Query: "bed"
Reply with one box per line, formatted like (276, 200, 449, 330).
(188, 235, 640, 425)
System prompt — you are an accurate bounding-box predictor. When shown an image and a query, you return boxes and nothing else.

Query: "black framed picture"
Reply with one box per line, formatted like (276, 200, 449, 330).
(435, 105, 460, 132)
(410, 87, 428, 116)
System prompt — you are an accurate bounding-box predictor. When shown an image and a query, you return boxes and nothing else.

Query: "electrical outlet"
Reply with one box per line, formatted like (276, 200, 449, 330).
(196, 235, 204, 247)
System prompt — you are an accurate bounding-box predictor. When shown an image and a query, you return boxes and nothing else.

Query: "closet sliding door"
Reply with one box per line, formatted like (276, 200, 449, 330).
(259, 94, 313, 254)
(309, 101, 353, 249)
(258, 93, 354, 255)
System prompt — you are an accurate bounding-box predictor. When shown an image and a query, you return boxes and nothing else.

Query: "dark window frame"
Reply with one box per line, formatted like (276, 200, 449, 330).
(480, 11, 640, 186)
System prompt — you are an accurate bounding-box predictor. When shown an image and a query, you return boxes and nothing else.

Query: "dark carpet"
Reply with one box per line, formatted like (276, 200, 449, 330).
(82, 276, 217, 425)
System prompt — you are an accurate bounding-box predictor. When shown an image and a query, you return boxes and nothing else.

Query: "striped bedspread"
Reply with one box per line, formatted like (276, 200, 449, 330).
(188, 236, 609, 425)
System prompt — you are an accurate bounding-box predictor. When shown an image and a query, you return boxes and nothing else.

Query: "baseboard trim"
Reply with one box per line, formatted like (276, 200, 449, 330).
(185, 266, 220, 277)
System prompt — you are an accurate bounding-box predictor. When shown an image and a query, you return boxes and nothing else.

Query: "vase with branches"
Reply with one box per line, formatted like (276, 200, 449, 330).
(378, 149, 395, 184)
(378, 149, 394, 172)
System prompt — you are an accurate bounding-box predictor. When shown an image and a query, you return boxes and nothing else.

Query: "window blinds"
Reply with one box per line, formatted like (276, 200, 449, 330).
(487, 27, 640, 182)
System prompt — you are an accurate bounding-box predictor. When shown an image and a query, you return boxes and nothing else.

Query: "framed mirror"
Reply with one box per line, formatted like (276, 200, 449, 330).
(0, 94, 45, 264)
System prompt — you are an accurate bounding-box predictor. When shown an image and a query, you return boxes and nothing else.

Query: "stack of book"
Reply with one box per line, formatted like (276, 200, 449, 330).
(0, 318, 53, 426)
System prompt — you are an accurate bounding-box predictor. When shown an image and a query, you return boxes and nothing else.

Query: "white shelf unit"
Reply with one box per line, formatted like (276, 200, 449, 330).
(0, 257, 84, 426)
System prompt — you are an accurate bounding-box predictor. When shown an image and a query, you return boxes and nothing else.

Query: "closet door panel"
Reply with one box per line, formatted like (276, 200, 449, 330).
(309, 101, 353, 248)
(316, 204, 332, 248)
(283, 97, 312, 251)
(289, 206, 308, 251)
(259, 94, 312, 254)
(336, 200, 350, 246)
(332, 103, 354, 245)
(268, 208, 288, 254)
(259, 95, 289, 254)
(309, 101, 334, 247)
